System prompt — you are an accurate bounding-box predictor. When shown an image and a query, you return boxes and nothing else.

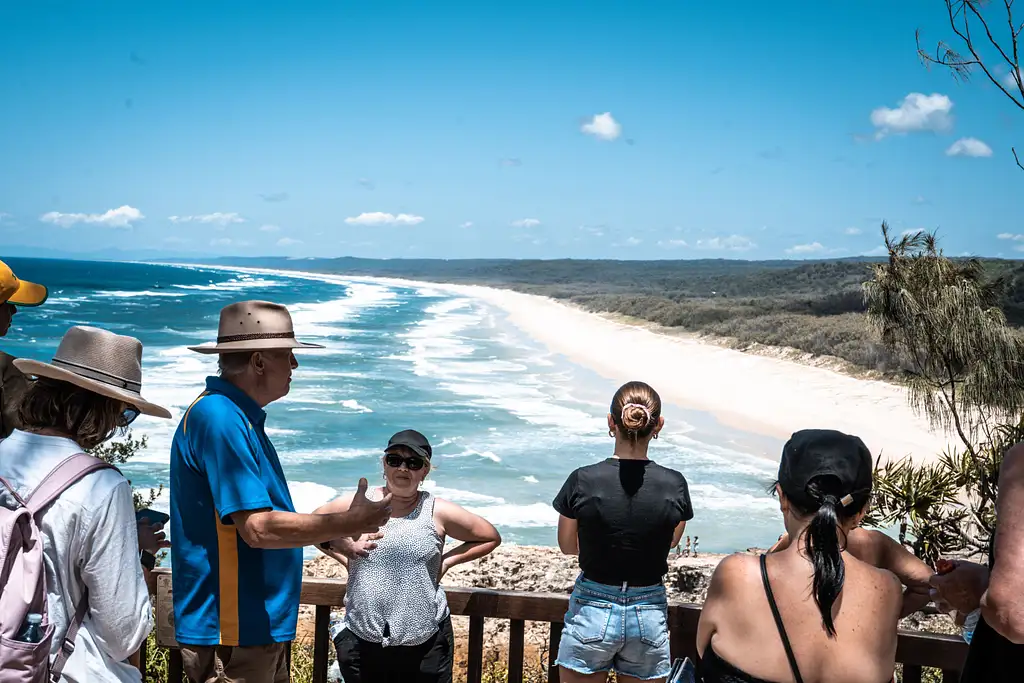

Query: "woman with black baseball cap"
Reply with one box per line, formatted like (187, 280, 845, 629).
(313, 429, 501, 682)
(697, 429, 902, 683)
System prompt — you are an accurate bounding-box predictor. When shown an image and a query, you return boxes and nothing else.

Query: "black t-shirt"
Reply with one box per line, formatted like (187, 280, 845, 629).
(552, 457, 693, 586)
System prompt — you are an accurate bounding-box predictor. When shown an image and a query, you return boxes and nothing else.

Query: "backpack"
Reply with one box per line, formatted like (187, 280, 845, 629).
(0, 452, 117, 683)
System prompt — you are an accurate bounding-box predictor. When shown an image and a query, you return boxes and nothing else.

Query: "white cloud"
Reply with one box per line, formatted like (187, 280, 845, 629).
(210, 237, 233, 247)
(40, 205, 143, 228)
(511, 218, 541, 228)
(169, 212, 245, 225)
(998, 233, 1024, 241)
(259, 224, 280, 232)
(844, 227, 862, 235)
(657, 239, 688, 248)
(614, 236, 642, 247)
(276, 237, 303, 247)
(695, 235, 757, 251)
(581, 112, 622, 141)
(786, 242, 826, 254)
(870, 93, 953, 138)
(946, 137, 993, 158)
(344, 212, 424, 226)
(460, 221, 473, 229)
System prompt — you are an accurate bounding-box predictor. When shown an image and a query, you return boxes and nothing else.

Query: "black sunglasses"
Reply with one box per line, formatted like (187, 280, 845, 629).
(121, 406, 140, 426)
(384, 453, 426, 471)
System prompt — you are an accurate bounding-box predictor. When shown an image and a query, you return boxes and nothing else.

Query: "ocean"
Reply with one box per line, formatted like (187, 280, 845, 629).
(2, 257, 785, 557)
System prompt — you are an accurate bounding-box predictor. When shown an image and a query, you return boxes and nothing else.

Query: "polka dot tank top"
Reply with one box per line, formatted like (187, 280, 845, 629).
(343, 489, 450, 647)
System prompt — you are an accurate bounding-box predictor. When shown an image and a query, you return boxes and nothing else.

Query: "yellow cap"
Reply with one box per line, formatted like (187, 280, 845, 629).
(0, 260, 47, 307)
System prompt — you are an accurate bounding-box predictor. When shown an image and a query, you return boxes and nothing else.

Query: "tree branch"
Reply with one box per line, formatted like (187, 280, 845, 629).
(1015, 147, 1024, 171)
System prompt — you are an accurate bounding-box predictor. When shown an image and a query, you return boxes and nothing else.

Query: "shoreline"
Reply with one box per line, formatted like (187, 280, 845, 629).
(159, 262, 955, 465)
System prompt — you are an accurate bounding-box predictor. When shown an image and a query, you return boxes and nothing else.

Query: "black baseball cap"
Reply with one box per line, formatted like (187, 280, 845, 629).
(385, 429, 432, 460)
(778, 429, 873, 509)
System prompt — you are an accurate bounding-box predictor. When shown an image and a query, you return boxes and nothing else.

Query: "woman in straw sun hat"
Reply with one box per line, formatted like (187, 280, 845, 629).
(0, 325, 170, 683)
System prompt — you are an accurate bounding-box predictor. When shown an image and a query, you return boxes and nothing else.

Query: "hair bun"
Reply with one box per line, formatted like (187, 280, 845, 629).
(621, 403, 652, 431)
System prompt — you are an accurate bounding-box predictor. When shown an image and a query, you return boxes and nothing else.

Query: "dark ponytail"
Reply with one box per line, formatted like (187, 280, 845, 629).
(806, 490, 845, 638)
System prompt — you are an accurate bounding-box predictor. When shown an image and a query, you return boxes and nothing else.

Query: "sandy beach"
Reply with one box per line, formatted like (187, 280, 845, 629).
(437, 283, 955, 466)
(172, 263, 955, 466)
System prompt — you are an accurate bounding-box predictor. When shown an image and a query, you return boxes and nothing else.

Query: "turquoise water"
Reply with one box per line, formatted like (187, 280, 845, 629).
(2, 257, 785, 555)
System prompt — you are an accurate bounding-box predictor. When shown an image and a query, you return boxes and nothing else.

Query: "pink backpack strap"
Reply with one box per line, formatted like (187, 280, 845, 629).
(22, 453, 119, 681)
(25, 452, 117, 515)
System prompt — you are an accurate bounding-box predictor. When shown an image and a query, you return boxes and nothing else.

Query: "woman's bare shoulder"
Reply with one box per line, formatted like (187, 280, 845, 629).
(709, 553, 763, 592)
(846, 552, 904, 604)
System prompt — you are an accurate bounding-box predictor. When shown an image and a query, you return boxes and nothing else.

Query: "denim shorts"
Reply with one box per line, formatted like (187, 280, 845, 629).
(555, 575, 671, 680)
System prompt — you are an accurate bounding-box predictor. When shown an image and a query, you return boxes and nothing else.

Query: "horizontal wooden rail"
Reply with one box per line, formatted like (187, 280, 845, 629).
(149, 568, 968, 683)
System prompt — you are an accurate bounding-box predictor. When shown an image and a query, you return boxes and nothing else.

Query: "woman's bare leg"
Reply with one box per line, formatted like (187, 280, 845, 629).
(557, 666, 610, 682)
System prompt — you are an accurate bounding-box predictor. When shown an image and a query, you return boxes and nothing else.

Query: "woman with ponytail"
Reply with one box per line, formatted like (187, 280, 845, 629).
(552, 381, 693, 683)
(697, 429, 902, 683)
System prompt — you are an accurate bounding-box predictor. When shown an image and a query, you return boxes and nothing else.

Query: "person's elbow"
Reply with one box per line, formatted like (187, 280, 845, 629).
(982, 584, 1024, 644)
(96, 594, 154, 662)
(233, 511, 277, 549)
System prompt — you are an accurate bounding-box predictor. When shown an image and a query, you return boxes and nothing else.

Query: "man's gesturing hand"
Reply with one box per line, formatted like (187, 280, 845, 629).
(346, 477, 392, 539)
(331, 532, 384, 559)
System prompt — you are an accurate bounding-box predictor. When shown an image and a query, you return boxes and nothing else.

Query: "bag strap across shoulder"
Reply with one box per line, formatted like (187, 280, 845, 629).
(760, 553, 804, 683)
(26, 452, 117, 514)
(8, 452, 118, 681)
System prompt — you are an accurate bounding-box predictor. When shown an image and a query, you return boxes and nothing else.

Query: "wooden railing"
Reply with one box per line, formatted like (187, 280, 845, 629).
(149, 568, 968, 683)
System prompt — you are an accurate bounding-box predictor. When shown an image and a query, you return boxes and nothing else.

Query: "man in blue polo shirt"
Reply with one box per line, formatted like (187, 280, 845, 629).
(170, 301, 392, 683)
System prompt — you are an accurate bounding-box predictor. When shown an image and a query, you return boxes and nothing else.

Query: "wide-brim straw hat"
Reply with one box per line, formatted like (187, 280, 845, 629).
(14, 325, 171, 418)
(188, 300, 324, 355)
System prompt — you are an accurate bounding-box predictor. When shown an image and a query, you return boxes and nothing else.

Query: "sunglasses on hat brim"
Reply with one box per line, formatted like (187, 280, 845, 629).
(384, 453, 427, 471)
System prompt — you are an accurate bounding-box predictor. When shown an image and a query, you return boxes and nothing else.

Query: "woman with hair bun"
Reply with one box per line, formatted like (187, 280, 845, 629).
(697, 429, 902, 683)
(552, 381, 693, 683)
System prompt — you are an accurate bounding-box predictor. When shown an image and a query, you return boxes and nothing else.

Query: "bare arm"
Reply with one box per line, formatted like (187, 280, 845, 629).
(982, 444, 1024, 643)
(850, 528, 934, 617)
(233, 479, 391, 549)
(696, 554, 743, 656)
(672, 520, 687, 549)
(557, 515, 579, 556)
(436, 499, 501, 576)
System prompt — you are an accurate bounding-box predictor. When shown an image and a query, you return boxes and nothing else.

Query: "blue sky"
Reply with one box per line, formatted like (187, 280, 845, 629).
(0, 1, 1020, 260)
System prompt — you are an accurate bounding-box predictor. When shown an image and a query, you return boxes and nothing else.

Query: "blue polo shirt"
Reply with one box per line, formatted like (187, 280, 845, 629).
(169, 376, 302, 647)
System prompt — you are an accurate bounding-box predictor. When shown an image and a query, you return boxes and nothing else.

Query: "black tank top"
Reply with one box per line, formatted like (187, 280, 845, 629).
(958, 536, 1023, 682)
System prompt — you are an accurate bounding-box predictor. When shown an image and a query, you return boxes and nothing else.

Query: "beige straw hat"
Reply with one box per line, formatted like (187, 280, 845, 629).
(188, 300, 324, 354)
(14, 326, 171, 418)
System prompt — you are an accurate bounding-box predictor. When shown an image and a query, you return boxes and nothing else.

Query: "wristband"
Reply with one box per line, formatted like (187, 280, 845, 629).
(140, 550, 156, 571)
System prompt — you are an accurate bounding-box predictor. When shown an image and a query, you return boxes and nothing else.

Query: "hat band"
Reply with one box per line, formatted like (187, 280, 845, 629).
(216, 331, 296, 344)
(50, 357, 142, 393)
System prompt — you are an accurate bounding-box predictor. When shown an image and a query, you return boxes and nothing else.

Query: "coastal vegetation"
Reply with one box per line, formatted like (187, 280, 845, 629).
(864, 225, 1024, 565)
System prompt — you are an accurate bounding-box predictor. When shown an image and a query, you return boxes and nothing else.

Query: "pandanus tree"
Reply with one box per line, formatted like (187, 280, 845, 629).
(862, 224, 1024, 563)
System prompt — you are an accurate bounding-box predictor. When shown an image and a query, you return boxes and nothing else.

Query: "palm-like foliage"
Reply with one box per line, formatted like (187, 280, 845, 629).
(862, 225, 1024, 561)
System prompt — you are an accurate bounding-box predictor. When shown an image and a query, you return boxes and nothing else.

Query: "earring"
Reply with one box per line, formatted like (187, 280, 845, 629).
(653, 433, 659, 440)
(609, 430, 615, 438)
